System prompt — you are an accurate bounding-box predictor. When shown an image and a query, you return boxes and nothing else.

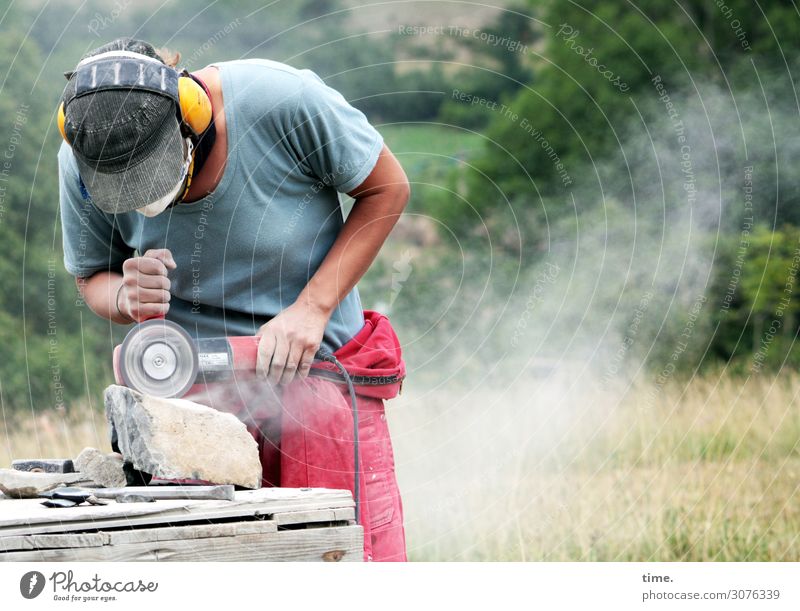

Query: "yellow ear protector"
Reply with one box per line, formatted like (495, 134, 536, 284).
(58, 50, 212, 146)
(57, 102, 68, 141)
(176, 74, 213, 136)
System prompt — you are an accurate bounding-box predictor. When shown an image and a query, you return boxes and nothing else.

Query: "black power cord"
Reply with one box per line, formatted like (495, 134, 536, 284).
(311, 350, 360, 526)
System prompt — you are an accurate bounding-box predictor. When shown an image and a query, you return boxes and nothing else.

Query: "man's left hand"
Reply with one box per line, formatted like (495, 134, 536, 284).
(256, 300, 332, 386)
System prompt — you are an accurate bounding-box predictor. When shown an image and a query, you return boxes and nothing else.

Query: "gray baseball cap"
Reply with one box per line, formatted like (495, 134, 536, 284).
(60, 39, 186, 214)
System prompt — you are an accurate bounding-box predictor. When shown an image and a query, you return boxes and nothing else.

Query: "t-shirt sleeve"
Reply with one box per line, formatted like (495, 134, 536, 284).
(288, 71, 384, 194)
(58, 144, 134, 277)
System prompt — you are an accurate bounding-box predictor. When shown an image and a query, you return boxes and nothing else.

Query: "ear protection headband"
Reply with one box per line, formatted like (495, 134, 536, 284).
(57, 50, 212, 144)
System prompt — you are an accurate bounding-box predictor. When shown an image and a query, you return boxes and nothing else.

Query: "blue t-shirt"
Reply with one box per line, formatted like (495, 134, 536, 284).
(58, 59, 384, 352)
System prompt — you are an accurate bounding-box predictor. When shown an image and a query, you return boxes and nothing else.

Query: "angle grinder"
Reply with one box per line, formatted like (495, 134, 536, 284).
(113, 315, 266, 399)
(112, 315, 362, 522)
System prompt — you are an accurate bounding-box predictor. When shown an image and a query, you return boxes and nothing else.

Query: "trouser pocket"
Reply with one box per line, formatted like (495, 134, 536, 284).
(358, 399, 399, 530)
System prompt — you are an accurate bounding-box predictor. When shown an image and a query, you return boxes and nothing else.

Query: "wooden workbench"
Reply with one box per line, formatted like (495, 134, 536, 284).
(0, 487, 362, 561)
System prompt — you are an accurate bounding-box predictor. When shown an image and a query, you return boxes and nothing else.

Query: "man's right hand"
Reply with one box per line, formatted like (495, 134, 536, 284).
(117, 249, 176, 322)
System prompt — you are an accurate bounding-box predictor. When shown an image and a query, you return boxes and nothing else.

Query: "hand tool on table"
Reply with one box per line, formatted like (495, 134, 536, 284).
(38, 484, 235, 507)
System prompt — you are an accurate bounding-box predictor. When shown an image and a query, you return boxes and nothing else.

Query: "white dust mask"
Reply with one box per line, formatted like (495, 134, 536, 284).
(135, 139, 194, 217)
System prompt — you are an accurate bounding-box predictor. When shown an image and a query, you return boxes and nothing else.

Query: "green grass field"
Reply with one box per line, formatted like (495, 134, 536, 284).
(391, 371, 800, 561)
(4, 370, 798, 561)
(379, 123, 484, 158)
(377, 124, 483, 200)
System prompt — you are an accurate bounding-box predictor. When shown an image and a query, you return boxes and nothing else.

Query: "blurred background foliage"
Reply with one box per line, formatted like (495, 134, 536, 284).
(1, 0, 800, 411)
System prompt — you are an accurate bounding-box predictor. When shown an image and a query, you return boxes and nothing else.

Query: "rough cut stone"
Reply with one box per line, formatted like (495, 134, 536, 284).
(74, 448, 126, 488)
(12, 459, 74, 473)
(0, 469, 90, 499)
(104, 385, 262, 489)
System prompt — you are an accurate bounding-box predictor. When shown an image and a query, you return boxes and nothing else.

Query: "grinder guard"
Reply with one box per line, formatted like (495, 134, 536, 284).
(114, 319, 199, 398)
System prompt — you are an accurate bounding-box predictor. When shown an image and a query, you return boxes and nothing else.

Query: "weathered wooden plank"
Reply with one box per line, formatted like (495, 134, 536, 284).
(0, 498, 191, 527)
(0, 525, 364, 562)
(0, 497, 354, 538)
(0, 488, 354, 538)
(0, 488, 351, 526)
(271, 506, 355, 526)
(107, 520, 277, 545)
(0, 532, 110, 552)
(0, 505, 310, 539)
(0, 521, 279, 552)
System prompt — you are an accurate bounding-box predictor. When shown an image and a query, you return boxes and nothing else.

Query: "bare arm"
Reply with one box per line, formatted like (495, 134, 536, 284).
(257, 143, 410, 384)
(301, 144, 410, 314)
(77, 272, 130, 324)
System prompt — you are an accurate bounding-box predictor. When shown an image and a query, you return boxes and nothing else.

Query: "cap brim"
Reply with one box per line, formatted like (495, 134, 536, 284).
(75, 119, 184, 215)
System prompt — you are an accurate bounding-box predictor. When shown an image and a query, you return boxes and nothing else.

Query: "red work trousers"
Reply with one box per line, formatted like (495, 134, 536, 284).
(187, 375, 407, 562)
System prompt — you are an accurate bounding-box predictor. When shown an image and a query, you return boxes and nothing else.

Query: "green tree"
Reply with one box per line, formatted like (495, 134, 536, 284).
(739, 225, 800, 364)
(463, 0, 800, 228)
(0, 24, 115, 412)
(439, 4, 540, 129)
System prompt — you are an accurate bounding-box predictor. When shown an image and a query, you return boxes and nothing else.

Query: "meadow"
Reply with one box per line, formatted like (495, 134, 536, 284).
(4, 369, 798, 561)
(392, 369, 800, 561)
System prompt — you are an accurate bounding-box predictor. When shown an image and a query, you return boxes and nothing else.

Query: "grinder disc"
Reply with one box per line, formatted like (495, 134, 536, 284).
(118, 319, 199, 398)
